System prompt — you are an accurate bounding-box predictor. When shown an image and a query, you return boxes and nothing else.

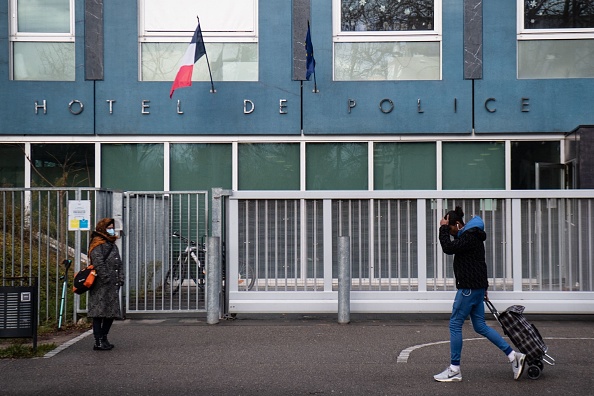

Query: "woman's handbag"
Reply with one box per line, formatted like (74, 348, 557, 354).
(72, 265, 97, 294)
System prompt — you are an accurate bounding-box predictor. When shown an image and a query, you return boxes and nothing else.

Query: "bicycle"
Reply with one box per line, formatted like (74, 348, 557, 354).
(163, 231, 256, 294)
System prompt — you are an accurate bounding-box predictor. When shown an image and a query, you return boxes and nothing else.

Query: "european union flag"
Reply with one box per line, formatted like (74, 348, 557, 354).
(305, 21, 316, 81)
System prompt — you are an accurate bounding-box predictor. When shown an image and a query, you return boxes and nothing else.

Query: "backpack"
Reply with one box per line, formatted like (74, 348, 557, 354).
(72, 244, 114, 294)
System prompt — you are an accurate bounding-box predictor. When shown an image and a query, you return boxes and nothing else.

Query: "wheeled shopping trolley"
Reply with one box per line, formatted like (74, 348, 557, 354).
(485, 299, 555, 379)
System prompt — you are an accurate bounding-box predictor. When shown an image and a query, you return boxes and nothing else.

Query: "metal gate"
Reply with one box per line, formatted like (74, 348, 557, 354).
(123, 191, 209, 314)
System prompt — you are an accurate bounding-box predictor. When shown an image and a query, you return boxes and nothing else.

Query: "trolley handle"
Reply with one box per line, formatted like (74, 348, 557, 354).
(484, 296, 501, 323)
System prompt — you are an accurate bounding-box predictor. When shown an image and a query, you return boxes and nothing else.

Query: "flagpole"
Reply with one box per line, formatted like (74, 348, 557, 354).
(197, 16, 216, 93)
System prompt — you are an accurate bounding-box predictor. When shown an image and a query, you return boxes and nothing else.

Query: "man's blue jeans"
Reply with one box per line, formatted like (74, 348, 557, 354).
(449, 288, 512, 365)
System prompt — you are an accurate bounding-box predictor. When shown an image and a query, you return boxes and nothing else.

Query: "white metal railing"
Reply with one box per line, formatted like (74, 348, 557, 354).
(228, 190, 594, 314)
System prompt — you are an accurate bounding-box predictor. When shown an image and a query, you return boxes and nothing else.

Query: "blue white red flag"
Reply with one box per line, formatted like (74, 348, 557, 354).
(170, 22, 207, 98)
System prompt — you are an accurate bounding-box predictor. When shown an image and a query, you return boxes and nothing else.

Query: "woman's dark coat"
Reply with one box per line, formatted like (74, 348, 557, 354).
(87, 239, 124, 318)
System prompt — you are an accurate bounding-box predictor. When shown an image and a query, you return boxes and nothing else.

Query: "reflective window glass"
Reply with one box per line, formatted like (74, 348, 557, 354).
(340, 0, 434, 31)
(31, 144, 94, 187)
(17, 0, 71, 33)
(374, 142, 436, 189)
(13, 42, 75, 81)
(101, 144, 164, 190)
(0, 144, 25, 187)
(518, 39, 594, 78)
(142, 43, 258, 82)
(239, 144, 300, 190)
(442, 142, 505, 190)
(306, 143, 368, 190)
(524, 0, 594, 29)
(170, 144, 232, 190)
(335, 41, 440, 80)
(511, 141, 560, 189)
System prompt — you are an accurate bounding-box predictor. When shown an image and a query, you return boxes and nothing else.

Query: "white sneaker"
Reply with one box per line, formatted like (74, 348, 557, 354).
(434, 367, 462, 382)
(512, 352, 526, 380)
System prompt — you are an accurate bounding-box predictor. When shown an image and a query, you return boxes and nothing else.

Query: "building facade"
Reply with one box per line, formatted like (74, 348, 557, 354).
(1, 1, 594, 314)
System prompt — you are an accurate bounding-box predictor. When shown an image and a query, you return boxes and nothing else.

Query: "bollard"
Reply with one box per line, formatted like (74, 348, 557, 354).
(206, 237, 221, 324)
(338, 236, 351, 324)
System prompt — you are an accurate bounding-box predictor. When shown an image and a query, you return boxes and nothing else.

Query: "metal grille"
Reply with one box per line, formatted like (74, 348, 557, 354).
(521, 198, 594, 291)
(124, 191, 209, 313)
(0, 188, 112, 324)
(237, 199, 327, 291)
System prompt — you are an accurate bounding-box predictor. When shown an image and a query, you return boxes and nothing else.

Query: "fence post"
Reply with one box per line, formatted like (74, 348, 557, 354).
(338, 236, 351, 324)
(207, 236, 221, 324)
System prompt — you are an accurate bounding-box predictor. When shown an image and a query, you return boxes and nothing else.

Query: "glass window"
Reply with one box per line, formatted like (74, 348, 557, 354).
(374, 142, 436, 189)
(511, 141, 560, 189)
(333, 0, 441, 81)
(306, 143, 368, 190)
(101, 144, 164, 190)
(239, 144, 300, 190)
(10, 0, 75, 81)
(17, 0, 71, 33)
(335, 41, 440, 80)
(442, 142, 505, 190)
(0, 144, 25, 187)
(524, 0, 594, 29)
(170, 143, 232, 191)
(139, 0, 258, 82)
(142, 43, 258, 82)
(518, 1, 594, 79)
(31, 144, 95, 187)
(518, 39, 594, 78)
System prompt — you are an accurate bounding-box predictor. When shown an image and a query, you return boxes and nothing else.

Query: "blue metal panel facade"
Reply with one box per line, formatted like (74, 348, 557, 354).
(0, 0, 591, 136)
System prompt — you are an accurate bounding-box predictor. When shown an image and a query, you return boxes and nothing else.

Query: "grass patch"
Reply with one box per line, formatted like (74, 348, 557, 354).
(0, 320, 91, 359)
(0, 342, 57, 359)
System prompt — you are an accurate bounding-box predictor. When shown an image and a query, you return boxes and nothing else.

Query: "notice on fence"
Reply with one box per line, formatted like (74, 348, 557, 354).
(68, 200, 91, 231)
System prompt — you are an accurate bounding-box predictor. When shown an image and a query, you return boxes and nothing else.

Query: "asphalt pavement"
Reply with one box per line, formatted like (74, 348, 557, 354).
(1, 313, 593, 395)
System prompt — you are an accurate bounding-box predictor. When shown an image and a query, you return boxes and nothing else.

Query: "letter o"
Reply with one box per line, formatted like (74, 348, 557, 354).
(379, 98, 394, 114)
(68, 100, 84, 115)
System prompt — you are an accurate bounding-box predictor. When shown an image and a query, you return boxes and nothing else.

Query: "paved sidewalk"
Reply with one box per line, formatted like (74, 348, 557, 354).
(2, 314, 593, 395)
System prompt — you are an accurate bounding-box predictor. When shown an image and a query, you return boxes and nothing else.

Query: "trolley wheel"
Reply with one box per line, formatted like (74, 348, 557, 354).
(527, 365, 541, 380)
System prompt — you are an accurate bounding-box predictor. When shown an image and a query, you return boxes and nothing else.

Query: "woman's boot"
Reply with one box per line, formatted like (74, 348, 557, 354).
(93, 337, 111, 351)
(101, 336, 114, 349)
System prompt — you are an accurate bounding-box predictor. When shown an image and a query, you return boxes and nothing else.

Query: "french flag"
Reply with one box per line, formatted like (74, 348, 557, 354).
(170, 22, 207, 99)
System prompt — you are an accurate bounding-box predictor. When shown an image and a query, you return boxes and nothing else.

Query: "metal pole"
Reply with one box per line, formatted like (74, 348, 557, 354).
(206, 236, 221, 324)
(338, 236, 351, 324)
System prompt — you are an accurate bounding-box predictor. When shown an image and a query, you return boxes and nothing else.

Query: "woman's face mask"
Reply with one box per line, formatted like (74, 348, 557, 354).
(106, 228, 115, 236)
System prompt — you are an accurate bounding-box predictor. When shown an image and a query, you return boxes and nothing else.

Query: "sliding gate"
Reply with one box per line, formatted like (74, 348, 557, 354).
(123, 191, 209, 314)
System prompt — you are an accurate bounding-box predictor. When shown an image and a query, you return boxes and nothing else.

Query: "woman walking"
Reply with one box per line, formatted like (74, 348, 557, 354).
(434, 206, 526, 382)
(87, 218, 124, 351)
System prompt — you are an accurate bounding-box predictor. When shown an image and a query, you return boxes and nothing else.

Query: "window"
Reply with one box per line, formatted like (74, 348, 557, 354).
(0, 144, 25, 187)
(170, 144, 232, 191)
(333, 0, 441, 81)
(306, 143, 368, 190)
(442, 142, 505, 190)
(102, 144, 164, 190)
(239, 144, 300, 190)
(139, 0, 258, 82)
(9, 0, 75, 81)
(511, 141, 560, 189)
(31, 144, 95, 187)
(374, 142, 436, 189)
(518, 0, 594, 78)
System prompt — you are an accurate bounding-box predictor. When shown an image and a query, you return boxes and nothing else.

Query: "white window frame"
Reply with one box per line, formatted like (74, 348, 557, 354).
(332, 0, 442, 42)
(9, 0, 76, 80)
(9, 0, 75, 42)
(517, 0, 594, 40)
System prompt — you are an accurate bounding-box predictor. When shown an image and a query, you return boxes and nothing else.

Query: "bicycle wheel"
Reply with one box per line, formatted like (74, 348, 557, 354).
(238, 262, 256, 290)
(164, 256, 183, 294)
